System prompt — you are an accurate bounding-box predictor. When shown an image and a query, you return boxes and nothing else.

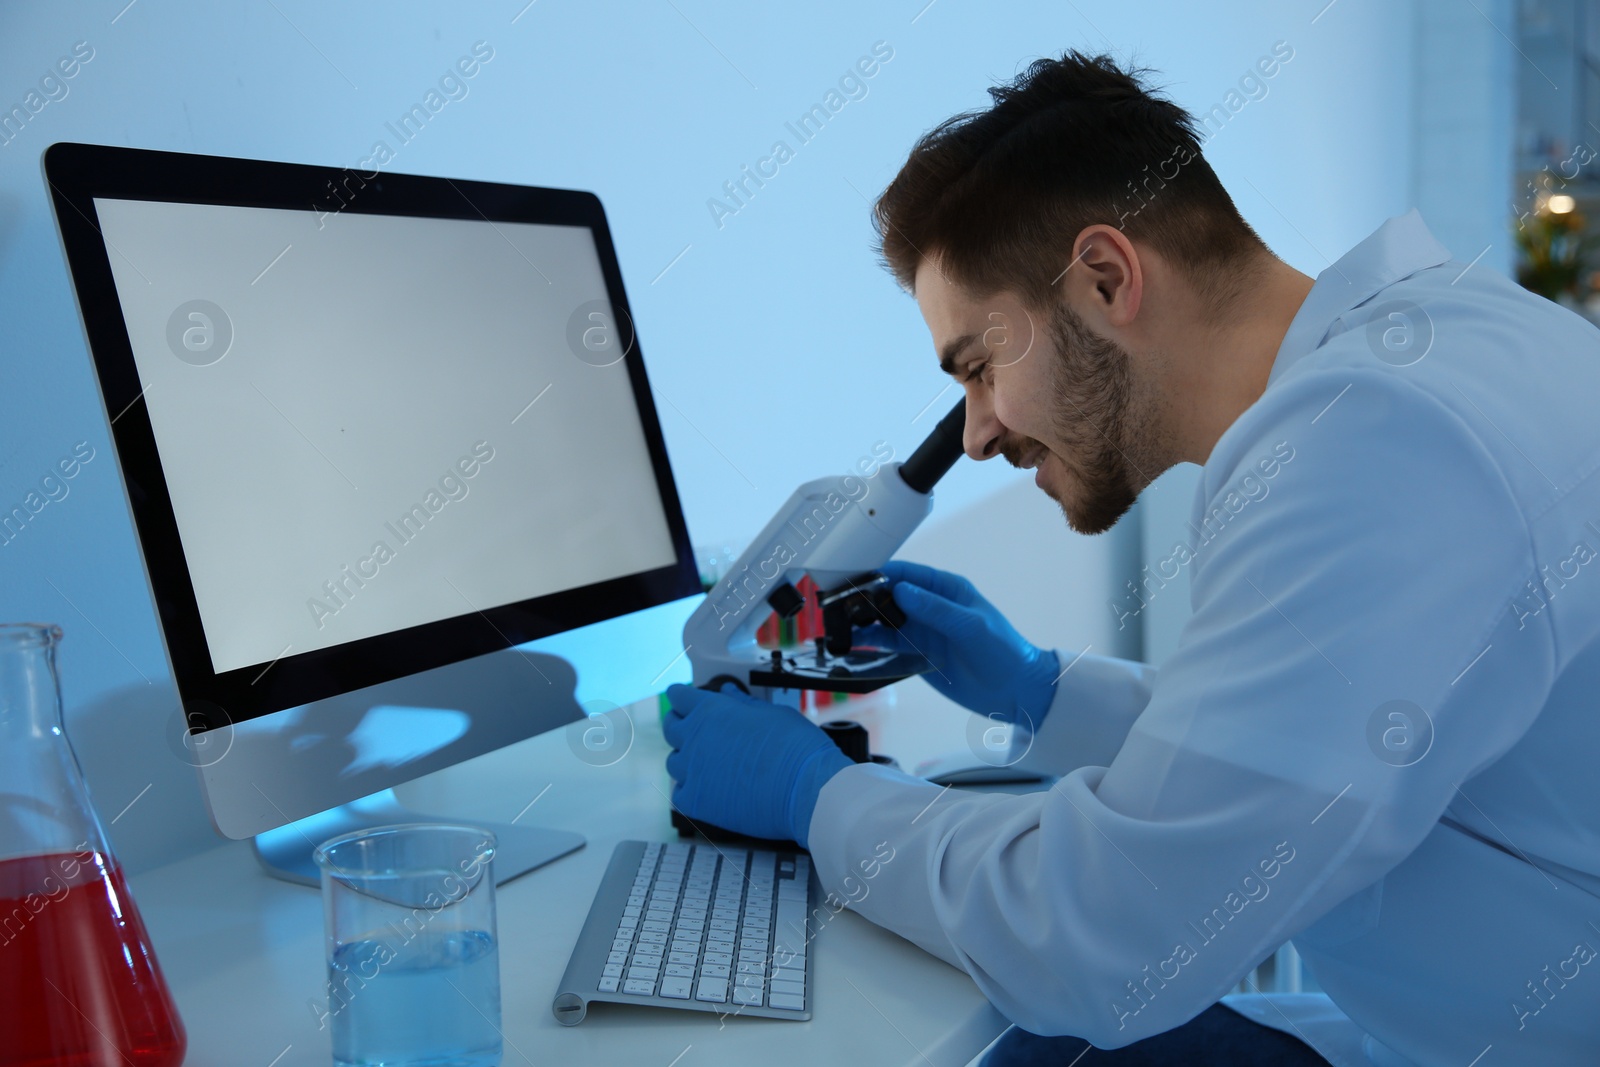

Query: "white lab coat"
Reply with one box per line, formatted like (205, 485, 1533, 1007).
(808, 210, 1600, 1065)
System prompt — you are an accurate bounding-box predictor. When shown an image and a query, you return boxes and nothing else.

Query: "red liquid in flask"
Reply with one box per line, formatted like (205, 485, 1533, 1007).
(0, 851, 186, 1067)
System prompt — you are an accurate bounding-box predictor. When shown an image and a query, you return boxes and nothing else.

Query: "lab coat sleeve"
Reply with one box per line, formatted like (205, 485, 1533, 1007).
(806, 368, 1548, 1048)
(1012, 651, 1158, 776)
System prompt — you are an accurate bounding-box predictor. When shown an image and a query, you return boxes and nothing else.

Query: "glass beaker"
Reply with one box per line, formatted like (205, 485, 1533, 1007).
(0, 622, 187, 1066)
(314, 823, 502, 1067)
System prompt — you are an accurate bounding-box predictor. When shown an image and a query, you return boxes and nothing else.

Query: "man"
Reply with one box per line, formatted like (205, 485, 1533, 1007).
(664, 51, 1600, 1065)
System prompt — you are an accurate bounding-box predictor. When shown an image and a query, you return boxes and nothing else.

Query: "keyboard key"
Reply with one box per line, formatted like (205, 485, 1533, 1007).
(608, 951, 628, 965)
(695, 977, 728, 1003)
(642, 920, 671, 933)
(627, 966, 659, 983)
(772, 951, 802, 972)
(701, 963, 730, 978)
(770, 979, 804, 997)
(660, 976, 693, 999)
(776, 900, 809, 924)
(732, 985, 762, 1006)
(602, 963, 623, 978)
(704, 951, 732, 965)
(665, 963, 695, 977)
(670, 940, 700, 956)
(668, 951, 698, 966)
(774, 967, 805, 987)
(768, 992, 805, 1011)
(598, 976, 620, 993)
(737, 961, 765, 975)
(773, 920, 809, 959)
(639, 931, 667, 944)
(623, 978, 655, 996)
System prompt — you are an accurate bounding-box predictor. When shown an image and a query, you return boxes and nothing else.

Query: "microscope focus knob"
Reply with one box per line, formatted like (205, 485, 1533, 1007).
(820, 720, 871, 764)
(766, 582, 805, 619)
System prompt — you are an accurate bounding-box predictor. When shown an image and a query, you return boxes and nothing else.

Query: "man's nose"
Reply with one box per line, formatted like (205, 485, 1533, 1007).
(962, 389, 1003, 460)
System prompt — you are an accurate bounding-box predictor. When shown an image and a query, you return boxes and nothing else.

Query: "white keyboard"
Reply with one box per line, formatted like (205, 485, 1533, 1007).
(552, 840, 816, 1024)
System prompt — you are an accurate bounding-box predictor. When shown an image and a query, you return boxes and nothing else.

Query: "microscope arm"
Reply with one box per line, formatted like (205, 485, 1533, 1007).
(681, 399, 966, 703)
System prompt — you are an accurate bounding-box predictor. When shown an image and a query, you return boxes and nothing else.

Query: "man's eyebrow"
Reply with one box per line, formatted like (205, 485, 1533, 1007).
(938, 333, 980, 376)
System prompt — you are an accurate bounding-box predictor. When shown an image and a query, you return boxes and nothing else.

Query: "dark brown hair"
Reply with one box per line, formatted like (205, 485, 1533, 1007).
(875, 51, 1267, 310)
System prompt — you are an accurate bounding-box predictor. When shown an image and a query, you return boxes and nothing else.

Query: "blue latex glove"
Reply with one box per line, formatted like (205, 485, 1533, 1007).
(663, 683, 854, 849)
(858, 560, 1060, 727)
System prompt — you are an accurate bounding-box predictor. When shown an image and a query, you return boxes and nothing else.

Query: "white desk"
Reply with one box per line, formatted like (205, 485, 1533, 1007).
(130, 684, 1009, 1066)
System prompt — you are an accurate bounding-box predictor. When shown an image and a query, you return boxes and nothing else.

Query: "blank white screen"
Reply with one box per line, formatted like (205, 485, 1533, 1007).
(95, 197, 678, 674)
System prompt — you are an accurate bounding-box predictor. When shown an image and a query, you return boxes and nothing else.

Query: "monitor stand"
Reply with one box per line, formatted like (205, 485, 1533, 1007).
(250, 787, 584, 888)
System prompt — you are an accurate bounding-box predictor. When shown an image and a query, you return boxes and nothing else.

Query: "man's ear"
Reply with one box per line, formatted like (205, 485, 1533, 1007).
(1064, 225, 1142, 327)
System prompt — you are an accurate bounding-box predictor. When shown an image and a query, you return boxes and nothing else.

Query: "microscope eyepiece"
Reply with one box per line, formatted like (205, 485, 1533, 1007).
(898, 397, 966, 494)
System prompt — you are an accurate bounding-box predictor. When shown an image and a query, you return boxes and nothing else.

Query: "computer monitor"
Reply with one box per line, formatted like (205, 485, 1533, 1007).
(45, 142, 702, 885)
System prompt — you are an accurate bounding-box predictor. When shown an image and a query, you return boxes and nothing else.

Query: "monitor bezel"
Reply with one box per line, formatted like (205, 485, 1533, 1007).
(44, 141, 702, 731)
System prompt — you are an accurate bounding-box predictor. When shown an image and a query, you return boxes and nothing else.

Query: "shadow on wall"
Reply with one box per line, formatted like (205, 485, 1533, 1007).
(66, 679, 221, 876)
(65, 648, 584, 877)
(897, 475, 1144, 665)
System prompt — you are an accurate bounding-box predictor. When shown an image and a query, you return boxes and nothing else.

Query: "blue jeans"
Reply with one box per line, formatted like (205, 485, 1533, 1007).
(982, 1004, 1329, 1066)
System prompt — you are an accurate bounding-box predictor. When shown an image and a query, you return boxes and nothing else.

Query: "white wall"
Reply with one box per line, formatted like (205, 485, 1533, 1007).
(0, 0, 1429, 872)
(1413, 0, 1516, 278)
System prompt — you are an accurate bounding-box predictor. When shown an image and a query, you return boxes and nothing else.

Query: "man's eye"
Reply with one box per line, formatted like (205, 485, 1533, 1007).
(964, 362, 987, 384)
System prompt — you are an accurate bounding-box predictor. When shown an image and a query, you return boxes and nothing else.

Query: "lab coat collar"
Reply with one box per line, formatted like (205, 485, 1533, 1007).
(1267, 209, 1454, 385)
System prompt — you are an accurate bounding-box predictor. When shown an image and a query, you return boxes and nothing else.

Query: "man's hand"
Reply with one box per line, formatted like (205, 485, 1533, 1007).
(663, 683, 854, 849)
(858, 560, 1059, 726)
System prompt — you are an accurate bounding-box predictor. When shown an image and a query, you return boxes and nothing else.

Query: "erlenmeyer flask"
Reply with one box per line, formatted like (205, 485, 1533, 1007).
(0, 622, 186, 1067)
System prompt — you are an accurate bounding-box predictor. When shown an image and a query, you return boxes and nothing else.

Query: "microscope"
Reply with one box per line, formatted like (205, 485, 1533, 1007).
(673, 399, 966, 839)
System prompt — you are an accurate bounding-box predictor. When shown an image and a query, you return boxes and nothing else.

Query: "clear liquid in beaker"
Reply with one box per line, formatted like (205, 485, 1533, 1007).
(328, 928, 502, 1067)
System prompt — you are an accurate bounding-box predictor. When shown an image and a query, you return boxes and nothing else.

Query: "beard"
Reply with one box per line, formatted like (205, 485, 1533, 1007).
(1001, 302, 1162, 535)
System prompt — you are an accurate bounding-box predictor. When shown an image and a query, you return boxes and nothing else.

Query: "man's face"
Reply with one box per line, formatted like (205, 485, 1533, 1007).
(914, 261, 1150, 535)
